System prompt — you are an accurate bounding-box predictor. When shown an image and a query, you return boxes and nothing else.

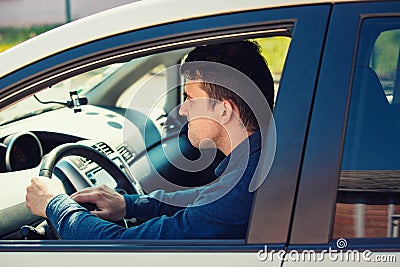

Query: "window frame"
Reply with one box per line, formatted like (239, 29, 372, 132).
(290, 1, 400, 250)
(0, 4, 330, 251)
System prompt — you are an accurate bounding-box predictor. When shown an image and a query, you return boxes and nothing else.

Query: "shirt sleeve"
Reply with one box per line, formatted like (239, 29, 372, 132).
(123, 187, 201, 220)
(124, 192, 185, 220)
(46, 192, 249, 240)
(46, 188, 203, 240)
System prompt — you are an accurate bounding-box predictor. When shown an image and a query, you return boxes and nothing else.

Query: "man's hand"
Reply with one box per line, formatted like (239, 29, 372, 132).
(71, 185, 126, 222)
(26, 177, 66, 217)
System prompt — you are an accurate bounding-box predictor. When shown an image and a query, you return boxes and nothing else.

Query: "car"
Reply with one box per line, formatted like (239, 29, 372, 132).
(0, 0, 399, 265)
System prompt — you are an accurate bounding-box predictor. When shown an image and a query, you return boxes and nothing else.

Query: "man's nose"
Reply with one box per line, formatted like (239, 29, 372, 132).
(179, 101, 188, 117)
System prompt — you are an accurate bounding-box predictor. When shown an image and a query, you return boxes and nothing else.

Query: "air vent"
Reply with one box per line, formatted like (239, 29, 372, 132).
(92, 142, 114, 155)
(78, 142, 114, 166)
(117, 144, 135, 163)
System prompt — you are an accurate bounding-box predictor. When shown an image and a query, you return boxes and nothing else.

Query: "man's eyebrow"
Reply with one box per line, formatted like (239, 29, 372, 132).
(183, 92, 192, 99)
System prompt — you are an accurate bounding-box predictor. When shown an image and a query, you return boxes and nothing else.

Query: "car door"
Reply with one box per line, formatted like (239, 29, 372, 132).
(0, 3, 330, 267)
(286, 1, 400, 265)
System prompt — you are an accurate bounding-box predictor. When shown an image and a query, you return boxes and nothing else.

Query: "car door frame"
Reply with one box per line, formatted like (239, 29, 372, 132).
(0, 2, 330, 261)
(290, 0, 400, 254)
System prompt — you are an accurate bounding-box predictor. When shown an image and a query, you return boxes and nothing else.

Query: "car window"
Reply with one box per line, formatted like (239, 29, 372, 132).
(116, 64, 167, 110)
(0, 30, 292, 241)
(116, 36, 291, 112)
(334, 17, 400, 239)
(253, 36, 291, 104)
(0, 64, 125, 126)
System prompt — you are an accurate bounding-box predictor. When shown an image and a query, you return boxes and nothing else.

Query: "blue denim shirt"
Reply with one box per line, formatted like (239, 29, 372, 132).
(46, 131, 261, 239)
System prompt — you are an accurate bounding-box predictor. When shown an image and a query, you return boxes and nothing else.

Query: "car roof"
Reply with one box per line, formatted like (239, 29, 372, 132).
(0, 0, 364, 79)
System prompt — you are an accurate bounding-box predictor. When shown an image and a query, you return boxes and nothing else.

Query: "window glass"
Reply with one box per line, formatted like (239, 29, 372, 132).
(253, 36, 291, 104)
(175, 36, 290, 109)
(334, 17, 400, 239)
(372, 29, 400, 104)
(116, 64, 167, 110)
(0, 64, 124, 126)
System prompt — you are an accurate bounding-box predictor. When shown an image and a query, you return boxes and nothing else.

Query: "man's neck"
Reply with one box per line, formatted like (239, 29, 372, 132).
(218, 130, 253, 156)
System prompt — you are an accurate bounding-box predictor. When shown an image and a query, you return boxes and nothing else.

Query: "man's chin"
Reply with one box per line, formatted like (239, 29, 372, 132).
(187, 131, 217, 149)
(188, 138, 199, 148)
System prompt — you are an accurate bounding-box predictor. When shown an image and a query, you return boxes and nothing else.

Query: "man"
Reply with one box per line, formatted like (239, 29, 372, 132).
(26, 40, 274, 239)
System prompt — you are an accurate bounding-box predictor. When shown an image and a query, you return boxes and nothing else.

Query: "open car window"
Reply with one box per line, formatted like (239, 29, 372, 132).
(0, 29, 292, 242)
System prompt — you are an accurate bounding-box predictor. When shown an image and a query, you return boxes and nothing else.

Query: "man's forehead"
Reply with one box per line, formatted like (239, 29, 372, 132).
(184, 81, 208, 98)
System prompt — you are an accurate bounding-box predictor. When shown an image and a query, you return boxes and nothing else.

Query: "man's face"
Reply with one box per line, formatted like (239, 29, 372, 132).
(179, 80, 223, 148)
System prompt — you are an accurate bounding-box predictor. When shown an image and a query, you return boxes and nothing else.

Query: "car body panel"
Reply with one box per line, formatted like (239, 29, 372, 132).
(0, 251, 273, 267)
(288, 1, 400, 265)
(291, 0, 400, 244)
(247, 4, 330, 244)
(0, 0, 399, 266)
(0, 0, 359, 79)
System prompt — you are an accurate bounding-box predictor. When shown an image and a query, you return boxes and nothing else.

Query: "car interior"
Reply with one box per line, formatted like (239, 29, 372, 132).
(0, 35, 290, 240)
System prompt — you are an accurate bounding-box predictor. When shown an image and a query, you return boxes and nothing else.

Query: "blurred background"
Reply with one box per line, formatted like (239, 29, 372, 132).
(0, 0, 138, 52)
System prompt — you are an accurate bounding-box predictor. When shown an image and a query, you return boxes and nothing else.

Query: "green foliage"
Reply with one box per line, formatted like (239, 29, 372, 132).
(0, 24, 61, 52)
(372, 29, 400, 80)
(0, 43, 14, 52)
(253, 37, 291, 76)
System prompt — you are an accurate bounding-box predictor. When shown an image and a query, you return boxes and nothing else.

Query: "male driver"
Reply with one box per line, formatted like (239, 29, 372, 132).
(26, 40, 274, 239)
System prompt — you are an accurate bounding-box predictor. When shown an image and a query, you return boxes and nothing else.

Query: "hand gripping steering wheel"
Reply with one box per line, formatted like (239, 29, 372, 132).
(39, 143, 140, 239)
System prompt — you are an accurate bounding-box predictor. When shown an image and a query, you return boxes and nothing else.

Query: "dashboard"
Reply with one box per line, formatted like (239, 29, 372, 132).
(0, 103, 225, 239)
(0, 104, 162, 239)
(0, 128, 143, 191)
(0, 131, 43, 172)
(0, 104, 164, 172)
(0, 104, 164, 197)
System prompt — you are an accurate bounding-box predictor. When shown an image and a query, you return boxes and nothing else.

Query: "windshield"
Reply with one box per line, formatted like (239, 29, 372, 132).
(0, 63, 124, 125)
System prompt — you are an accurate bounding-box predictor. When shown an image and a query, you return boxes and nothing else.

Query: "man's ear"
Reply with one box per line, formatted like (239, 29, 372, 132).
(219, 99, 237, 125)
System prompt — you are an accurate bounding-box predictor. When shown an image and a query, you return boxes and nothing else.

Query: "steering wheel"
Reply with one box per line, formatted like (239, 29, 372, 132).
(38, 143, 141, 239)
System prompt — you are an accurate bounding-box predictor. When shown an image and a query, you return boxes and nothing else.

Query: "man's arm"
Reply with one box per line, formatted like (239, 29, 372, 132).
(124, 188, 201, 221)
(68, 186, 203, 223)
(46, 192, 249, 239)
(70, 184, 199, 221)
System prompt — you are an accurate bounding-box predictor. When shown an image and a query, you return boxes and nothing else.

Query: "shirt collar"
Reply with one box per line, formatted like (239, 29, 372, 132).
(214, 130, 261, 176)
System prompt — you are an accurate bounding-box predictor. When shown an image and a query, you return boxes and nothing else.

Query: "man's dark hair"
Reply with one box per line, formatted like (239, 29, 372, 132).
(180, 40, 274, 132)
